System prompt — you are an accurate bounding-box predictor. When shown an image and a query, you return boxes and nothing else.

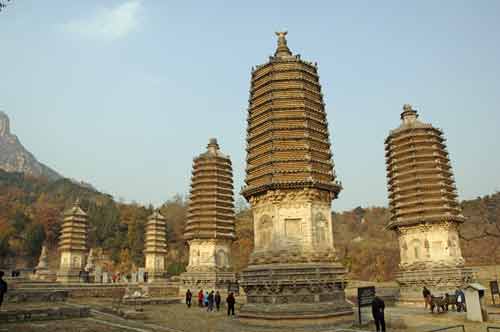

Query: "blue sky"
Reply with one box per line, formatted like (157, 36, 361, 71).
(1, 1, 499, 211)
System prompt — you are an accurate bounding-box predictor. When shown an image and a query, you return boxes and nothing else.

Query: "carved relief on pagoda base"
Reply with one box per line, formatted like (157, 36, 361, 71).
(396, 222, 464, 269)
(249, 188, 333, 206)
(180, 271, 236, 292)
(58, 251, 86, 272)
(57, 250, 87, 283)
(249, 247, 337, 265)
(239, 263, 352, 320)
(396, 265, 475, 301)
(186, 239, 233, 273)
(249, 188, 337, 260)
(145, 253, 167, 274)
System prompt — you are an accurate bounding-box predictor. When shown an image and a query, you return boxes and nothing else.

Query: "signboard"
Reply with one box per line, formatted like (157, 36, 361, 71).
(490, 280, 499, 304)
(227, 281, 240, 295)
(357, 286, 375, 325)
(358, 286, 375, 307)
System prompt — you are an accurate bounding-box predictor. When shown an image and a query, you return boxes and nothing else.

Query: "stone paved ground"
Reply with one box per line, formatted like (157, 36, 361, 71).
(1, 299, 500, 332)
(0, 318, 132, 332)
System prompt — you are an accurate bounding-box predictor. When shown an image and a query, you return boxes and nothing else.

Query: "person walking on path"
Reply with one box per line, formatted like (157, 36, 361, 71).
(204, 291, 209, 307)
(185, 289, 192, 308)
(207, 291, 215, 312)
(423, 286, 431, 310)
(371, 295, 386, 332)
(0, 271, 7, 308)
(198, 289, 204, 307)
(226, 292, 236, 316)
(215, 291, 221, 311)
(455, 287, 466, 312)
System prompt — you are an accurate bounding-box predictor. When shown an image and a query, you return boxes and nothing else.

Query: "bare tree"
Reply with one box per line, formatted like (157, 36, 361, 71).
(0, 0, 11, 12)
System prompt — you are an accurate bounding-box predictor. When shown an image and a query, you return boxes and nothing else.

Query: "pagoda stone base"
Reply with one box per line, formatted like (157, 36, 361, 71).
(34, 268, 56, 282)
(147, 271, 168, 283)
(239, 263, 353, 326)
(396, 264, 475, 304)
(56, 269, 82, 283)
(180, 271, 236, 293)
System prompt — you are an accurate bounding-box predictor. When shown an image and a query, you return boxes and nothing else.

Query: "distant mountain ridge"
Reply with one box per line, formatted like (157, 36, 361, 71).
(0, 111, 61, 181)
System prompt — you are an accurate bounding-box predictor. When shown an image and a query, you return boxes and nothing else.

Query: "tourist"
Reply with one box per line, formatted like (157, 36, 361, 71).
(214, 291, 221, 311)
(204, 291, 209, 307)
(455, 287, 465, 312)
(0, 271, 7, 308)
(198, 289, 204, 307)
(423, 286, 431, 310)
(185, 289, 192, 308)
(371, 294, 385, 332)
(207, 291, 214, 312)
(226, 292, 236, 316)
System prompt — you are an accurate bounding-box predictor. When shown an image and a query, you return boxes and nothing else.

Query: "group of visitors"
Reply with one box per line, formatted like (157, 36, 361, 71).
(185, 289, 236, 316)
(423, 286, 467, 312)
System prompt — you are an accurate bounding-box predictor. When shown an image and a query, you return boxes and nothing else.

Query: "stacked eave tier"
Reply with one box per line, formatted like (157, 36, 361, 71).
(385, 126, 464, 229)
(185, 154, 235, 241)
(144, 218, 167, 254)
(241, 57, 340, 199)
(58, 216, 87, 251)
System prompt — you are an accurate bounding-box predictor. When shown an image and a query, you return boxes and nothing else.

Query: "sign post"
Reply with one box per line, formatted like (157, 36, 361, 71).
(227, 281, 240, 296)
(490, 280, 499, 304)
(357, 286, 375, 325)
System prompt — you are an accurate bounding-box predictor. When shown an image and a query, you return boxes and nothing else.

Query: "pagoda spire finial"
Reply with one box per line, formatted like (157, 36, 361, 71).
(207, 138, 220, 154)
(400, 103, 419, 123)
(274, 31, 292, 57)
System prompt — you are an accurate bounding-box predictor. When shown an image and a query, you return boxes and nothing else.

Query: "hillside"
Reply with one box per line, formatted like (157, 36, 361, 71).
(1, 168, 499, 280)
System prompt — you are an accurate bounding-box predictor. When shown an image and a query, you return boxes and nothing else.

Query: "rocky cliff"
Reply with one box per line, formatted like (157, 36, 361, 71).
(0, 111, 61, 181)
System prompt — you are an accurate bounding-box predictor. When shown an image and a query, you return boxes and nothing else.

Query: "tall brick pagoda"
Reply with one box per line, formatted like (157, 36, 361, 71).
(385, 104, 473, 301)
(144, 211, 168, 282)
(180, 138, 236, 291)
(239, 32, 352, 324)
(57, 201, 88, 283)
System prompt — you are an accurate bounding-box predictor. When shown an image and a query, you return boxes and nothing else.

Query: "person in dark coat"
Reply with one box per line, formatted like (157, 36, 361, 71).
(207, 291, 214, 312)
(214, 291, 221, 311)
(226, 292, 236, 316)
(371, 295, 385, 332)
(0, 271, 7, 308)
(185, 289, 192, 308)
(423, 286, 431, 309)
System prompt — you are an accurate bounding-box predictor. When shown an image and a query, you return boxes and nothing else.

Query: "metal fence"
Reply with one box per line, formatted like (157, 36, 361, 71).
(424, 325, 465, 332)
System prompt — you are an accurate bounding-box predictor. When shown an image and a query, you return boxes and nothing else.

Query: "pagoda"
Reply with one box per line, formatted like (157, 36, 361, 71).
(144, 211, 168, 282)
(385, 104, 473, 302)
(34, 245, 55, 281)
(239, 32, 352, 324)
(180, 138, 236, 291)
(57, 201, 88, 283)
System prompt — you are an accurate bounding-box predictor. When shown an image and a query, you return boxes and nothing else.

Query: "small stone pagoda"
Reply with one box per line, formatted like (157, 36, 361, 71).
(239, 32, 352, 325)
(180, 138, 236, 291)
(144, 211, 168, 282)
(57, 201, 88, 283)
(385, 104, 473, 301)
(34, 245, 55, 281)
